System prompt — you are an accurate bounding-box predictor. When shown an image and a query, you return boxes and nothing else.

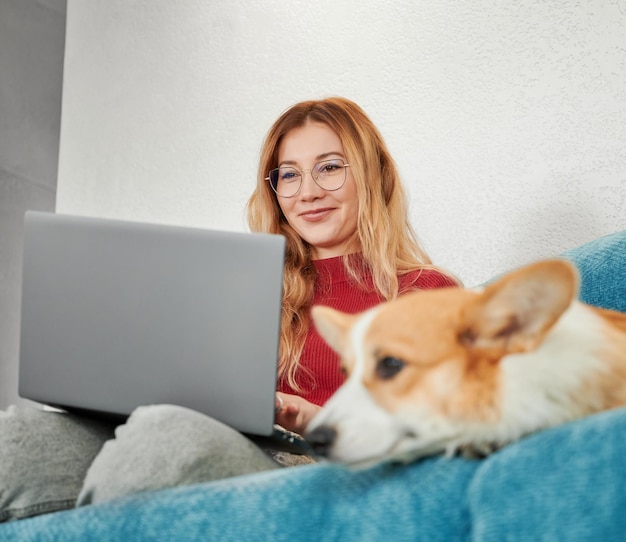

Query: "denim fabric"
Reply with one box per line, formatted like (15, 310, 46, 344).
(0, 407, 115, 522)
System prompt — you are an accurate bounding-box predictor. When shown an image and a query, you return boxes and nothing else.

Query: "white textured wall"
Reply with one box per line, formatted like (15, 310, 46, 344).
(57, 0, 626, 286)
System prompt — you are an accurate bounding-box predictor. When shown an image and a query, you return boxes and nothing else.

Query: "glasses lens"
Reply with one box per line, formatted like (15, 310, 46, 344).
(269, 167, 301, 197)
(314, 159, 347, 191)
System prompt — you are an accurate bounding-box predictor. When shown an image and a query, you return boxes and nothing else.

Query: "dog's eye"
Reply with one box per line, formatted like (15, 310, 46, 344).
(376, 357, 406, 380)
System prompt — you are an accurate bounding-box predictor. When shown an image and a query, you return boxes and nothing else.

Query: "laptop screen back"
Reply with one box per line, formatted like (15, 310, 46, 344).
(19, 211, 285, 436)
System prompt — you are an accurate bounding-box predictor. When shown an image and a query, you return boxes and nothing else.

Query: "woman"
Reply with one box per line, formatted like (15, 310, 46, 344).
(248, 96, 458, 434)
(0, 97, 458, 521)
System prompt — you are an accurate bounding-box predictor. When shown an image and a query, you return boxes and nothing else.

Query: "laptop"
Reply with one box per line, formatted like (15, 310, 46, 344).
(19, 211, 310, 452)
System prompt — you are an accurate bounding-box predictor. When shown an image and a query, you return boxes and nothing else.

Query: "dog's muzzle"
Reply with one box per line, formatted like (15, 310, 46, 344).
(305, 425, 337, 457)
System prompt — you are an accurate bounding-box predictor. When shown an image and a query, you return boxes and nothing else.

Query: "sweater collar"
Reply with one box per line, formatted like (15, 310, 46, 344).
(312, 253, 366, 285)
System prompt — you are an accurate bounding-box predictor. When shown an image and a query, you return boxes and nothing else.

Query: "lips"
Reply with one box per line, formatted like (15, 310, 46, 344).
(299, 208, 335, 222)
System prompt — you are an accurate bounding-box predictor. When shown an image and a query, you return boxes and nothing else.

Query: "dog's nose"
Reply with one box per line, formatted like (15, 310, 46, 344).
(306, 425, 337, 457)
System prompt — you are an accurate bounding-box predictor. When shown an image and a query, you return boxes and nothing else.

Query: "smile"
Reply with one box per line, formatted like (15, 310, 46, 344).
(299, 208, 335, 222)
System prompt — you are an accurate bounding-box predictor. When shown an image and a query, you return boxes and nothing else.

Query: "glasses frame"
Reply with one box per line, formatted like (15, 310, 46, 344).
(265, 159, 351, 198)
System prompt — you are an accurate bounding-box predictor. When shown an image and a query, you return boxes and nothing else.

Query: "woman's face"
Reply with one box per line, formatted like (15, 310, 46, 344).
(275, 122, 359, 260)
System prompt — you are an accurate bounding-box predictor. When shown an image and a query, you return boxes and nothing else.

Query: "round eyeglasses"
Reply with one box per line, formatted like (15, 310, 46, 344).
(266, 159, 350, 198)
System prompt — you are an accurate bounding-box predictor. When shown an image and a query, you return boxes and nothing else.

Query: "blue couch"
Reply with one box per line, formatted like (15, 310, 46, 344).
(2, 229, 625, 542)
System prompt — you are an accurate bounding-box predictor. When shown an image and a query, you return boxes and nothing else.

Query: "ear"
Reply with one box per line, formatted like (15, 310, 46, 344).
(461, 259, 579, 353)
(311, 305, 356, 356)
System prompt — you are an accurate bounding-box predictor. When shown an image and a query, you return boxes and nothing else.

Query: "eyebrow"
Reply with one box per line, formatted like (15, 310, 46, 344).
(279, 151, 346, 167)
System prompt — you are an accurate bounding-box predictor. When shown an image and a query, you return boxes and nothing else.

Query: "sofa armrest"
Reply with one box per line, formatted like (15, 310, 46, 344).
(469, 407, 626, 541)
(561, 229, 626, 313)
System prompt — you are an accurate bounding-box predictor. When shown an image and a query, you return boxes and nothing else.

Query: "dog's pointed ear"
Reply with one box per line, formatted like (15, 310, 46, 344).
(461, 259, 579, 354)
(311, 305, 355, 356)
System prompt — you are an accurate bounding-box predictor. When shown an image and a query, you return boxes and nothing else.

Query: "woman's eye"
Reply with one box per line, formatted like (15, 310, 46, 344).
(319, 163, 340, 174)
(280, 170, 300, 183)
(375, 357, 406, 380)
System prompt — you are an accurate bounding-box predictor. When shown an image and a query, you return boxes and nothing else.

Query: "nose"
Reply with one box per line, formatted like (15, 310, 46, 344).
(298, 170, 324, 199)
(306, 425, 337, 457)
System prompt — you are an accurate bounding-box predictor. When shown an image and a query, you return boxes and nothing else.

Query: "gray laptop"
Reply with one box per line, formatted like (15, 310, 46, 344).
(19, 211, 294, 443)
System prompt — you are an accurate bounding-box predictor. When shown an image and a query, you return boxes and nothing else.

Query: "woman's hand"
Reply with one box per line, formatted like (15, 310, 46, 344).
(274, 392, 321, 435)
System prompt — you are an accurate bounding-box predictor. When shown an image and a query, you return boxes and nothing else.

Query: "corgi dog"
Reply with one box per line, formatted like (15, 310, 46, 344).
(305, 259, 626, 466)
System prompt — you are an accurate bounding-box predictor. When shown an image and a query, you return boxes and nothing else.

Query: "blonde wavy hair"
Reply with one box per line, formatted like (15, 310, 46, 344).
(247, 97, 458, 390)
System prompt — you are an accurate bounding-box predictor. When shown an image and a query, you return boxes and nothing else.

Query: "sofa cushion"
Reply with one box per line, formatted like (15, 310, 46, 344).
(469, 407, 626, 541)
(562, 228, 626, 313)
(0, 455, 478, 541)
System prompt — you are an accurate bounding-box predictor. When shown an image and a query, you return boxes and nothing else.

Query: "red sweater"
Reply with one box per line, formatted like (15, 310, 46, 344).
(277, 255, 457, 406)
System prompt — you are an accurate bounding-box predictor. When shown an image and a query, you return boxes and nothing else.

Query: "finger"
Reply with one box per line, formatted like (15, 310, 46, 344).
(275, 394, 284, 414)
